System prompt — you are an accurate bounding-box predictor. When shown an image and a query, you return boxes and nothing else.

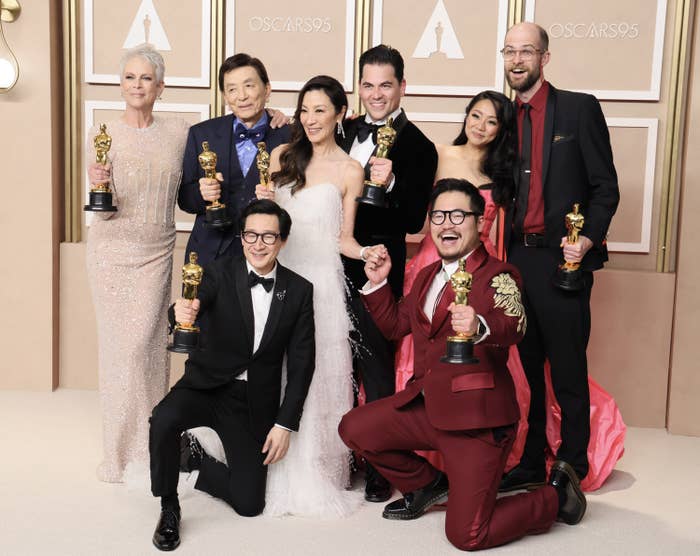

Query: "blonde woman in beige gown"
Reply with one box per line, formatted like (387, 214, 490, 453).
(86, 44, 189, 483)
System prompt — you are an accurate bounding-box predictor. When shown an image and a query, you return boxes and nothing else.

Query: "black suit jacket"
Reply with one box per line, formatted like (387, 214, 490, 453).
(172, 256, 315, 441)
(341, 110, 437, 298)
(178, 114, 291, 266)
(506, 84, 620, 271)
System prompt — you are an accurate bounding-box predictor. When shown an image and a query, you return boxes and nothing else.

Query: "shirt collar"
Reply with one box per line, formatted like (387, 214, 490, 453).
(365, 106, 402, 126)
(441, 248, 477, 280)
(517, 80, 549, 112)
(234, 110, 269, 131)
(246, 260, 277, 281)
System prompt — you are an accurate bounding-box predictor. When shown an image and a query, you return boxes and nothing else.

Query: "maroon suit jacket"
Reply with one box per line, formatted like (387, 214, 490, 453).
(362, 244, 525, 431)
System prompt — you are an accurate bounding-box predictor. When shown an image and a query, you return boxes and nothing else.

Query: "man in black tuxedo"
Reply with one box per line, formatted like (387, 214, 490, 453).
(149, 200, 315, 551)
(341, 44, 437, 502)
(498, 23, 619, 492)
(179, 54, 290, 266)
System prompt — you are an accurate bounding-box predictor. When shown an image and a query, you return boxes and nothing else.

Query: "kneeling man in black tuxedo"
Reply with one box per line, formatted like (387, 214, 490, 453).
(149, 199, 315, 551)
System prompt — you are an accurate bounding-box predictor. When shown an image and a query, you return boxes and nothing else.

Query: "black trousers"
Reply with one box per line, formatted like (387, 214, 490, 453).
(508, 242, 592, 479)
(351, 297, 396, 403)
(149, 380, 267, 517)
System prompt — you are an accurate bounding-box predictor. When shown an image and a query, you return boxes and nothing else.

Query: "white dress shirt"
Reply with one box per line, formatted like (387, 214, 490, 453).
(241, 262, 291, 432)
(348, 107, 402, 192)
(239, 262, 277, 381)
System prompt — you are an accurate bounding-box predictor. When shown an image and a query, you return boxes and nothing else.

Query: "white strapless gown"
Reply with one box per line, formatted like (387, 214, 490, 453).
(265, 183, 360, 517)
(191, 183, 361, 518)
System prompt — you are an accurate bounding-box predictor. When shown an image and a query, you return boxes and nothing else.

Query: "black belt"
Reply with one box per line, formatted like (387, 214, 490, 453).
(521, 233, 546, 247)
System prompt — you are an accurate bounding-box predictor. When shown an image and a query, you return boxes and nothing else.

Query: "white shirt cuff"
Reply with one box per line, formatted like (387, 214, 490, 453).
(274, 423, 293, 432)
(360, 279, 388, 295)
(473, 315, 491, 344)
(385, 174, 396, 193)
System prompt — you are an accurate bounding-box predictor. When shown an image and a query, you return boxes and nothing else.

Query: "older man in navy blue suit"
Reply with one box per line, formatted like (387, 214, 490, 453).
(179, 54, 290, 266)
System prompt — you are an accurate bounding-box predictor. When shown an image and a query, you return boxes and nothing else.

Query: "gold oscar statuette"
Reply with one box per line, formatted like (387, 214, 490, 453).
(553, 203, 585, 291)
(256, 141, 272, 190)
(84, 123, 117, 212)
(441, 259, 479, 364)
(168, 252, 204, 353)
(356, 117, 397, 208)
(200, 141, 232, 229)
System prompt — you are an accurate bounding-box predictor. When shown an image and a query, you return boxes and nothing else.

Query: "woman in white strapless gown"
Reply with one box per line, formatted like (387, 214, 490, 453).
(255, 75, 386, 517)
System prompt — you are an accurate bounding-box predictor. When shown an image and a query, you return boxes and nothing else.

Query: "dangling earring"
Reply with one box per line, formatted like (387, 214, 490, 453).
(337, 121, 345, 139)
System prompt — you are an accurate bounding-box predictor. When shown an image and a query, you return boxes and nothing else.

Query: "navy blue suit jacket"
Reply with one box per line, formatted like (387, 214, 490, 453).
(179, 113, 290, 265)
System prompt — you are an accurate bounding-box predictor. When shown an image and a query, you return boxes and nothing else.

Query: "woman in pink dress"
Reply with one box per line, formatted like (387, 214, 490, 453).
(396, 91, 625, 490)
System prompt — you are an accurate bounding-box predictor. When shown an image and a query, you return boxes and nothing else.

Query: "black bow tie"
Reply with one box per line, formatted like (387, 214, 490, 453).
(234, 123, 265, 144)
(356, 120, 381, 144)
(248, 271, 274, 292)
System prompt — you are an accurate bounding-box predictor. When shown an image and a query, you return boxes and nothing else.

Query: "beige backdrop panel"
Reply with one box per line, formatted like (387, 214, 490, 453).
(0, 3, 56, 390)
(374, 0, 505, 93)
(668, 4, 700, 436)
(228, 0, 353, 89)
(606, 124, 654, 249)
(527, 0, 664, 96)
(86, 0, 209, 85)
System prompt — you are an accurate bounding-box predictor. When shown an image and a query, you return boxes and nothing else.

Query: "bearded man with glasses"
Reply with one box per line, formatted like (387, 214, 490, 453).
(499, 22, 620, 496)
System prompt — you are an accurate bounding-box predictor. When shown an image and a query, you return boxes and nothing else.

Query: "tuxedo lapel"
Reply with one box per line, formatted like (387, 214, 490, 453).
(256, 264, 288, 355)
(430, 283, 454, 338)
(215, 114, 243, 194)
(542, 86, 556, 188)
(414, 261, 443, 334)
(233, 259, 254, 352)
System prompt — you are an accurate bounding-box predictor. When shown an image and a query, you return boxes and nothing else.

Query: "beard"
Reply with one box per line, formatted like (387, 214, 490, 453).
(506, 65, 541, 92)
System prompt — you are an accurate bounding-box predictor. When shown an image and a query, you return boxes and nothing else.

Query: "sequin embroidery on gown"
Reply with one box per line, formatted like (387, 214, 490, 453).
(86, 116, 189, 483)
(264, 182, 360, 517)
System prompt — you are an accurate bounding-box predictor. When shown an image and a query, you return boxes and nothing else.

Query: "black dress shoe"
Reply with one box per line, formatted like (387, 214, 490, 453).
(179, 433, 203, 472)
(152, 508, 181, 551)
(365, 464, 392, 503)
(549, 460, 586, 525)
(499, 464, 546, 493)
(382, 472, 449, 520)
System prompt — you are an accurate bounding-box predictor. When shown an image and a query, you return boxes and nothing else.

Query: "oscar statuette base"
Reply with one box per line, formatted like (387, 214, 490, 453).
(356, 182, 388, 208)
(84, 190, 117, 212)
(167, 326, 200, 354)
(204, 205, 232, 229)
(440, 337, 479, 365)
(553, 264, 584, 292)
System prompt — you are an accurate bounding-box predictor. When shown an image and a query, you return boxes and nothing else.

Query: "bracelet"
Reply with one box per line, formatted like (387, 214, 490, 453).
(360, 246, 370, 261)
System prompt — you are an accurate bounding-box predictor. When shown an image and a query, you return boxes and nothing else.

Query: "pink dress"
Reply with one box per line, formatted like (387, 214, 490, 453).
(394, 186, 625, 490)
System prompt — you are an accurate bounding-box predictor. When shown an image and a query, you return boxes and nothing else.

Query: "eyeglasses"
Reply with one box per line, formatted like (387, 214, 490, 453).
(500, 47, 545, 61)
(429, 210, 481, 225)
(242, 231, 280, 245)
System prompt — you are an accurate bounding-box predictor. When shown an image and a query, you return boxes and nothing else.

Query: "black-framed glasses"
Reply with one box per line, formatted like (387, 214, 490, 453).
(242, 231, 280, 245)
(499, 47, 545, 61)
(429, 209, 481, 225)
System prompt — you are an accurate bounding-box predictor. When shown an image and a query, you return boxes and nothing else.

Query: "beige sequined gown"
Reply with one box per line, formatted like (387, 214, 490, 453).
(86, 116, 189, 483)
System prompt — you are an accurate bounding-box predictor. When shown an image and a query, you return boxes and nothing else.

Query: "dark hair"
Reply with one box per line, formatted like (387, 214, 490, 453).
(240, 199, 292, 240)
(452, 90, 516, 207)
(271, 75, 347, 194)
(429, 178, 486, 216)
(359, 44, 404, 83)
(218, 53, 270, 91)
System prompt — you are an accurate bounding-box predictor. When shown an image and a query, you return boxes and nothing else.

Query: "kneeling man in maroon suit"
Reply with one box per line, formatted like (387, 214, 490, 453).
(339, 178, 586, 551)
